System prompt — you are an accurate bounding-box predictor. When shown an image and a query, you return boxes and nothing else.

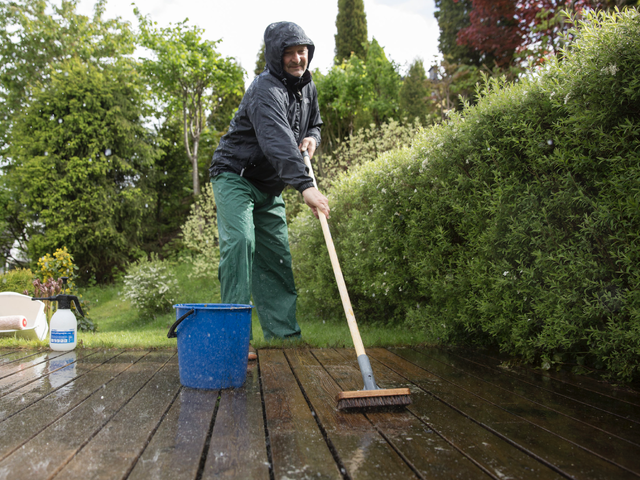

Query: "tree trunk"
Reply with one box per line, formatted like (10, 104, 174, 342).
(183, 102, 200, 197)
(191, 138, 200, 196)
(191, 154, 200, 196)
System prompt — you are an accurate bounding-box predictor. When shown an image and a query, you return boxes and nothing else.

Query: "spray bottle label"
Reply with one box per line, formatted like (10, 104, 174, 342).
(51, 330, 75, 344)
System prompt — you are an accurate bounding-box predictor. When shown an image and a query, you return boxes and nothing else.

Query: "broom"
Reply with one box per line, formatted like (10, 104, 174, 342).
(302, 151, 411, 411)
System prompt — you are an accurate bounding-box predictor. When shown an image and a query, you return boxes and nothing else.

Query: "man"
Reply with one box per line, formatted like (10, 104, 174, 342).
(209, 21, 329, 354)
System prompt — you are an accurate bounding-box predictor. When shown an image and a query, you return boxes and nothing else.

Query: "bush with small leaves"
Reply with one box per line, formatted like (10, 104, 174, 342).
(291, 9, 640, 382)
(123, 254, 180, 318)
(180, 182, 220, 279)
(316, 119, 421, 191)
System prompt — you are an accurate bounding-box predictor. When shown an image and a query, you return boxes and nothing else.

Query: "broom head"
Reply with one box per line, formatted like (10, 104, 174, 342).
(336, 387, 411, 411)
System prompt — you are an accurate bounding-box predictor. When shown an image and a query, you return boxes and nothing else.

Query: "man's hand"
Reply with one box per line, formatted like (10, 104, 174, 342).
(299, 137, 317, 158)
(302, 187, 330, 219)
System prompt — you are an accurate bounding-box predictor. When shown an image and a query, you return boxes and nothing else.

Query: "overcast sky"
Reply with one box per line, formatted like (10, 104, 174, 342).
(75, 0, 441, 86)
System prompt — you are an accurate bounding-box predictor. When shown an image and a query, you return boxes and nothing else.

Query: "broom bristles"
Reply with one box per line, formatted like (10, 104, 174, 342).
(336, 387, 411, 411)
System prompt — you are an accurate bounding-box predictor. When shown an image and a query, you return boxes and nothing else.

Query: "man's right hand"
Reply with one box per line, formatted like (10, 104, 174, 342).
(302, 187, 330, 219)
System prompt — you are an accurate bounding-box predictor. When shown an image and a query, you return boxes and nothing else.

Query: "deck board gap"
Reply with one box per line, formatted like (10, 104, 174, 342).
(124, 384, 184, 479)
(194, 388, 222, 480)
(284, 349, 350, 480)
(257, 353, 276, 480)
(405, 407, 501, 480)
(366, 417, 424, 480)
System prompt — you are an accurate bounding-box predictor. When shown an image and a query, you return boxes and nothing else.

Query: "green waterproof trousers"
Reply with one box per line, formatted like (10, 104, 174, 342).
(211, 173, 301, 340)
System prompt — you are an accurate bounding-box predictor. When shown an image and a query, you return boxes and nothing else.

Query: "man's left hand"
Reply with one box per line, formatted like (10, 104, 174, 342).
(299, 137, 317, 158)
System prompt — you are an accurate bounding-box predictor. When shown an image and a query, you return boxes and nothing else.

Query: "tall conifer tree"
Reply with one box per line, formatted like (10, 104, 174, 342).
(334, 0, 368, 64)
(399, 59, 432, 124)
(254, 42, 266, 77)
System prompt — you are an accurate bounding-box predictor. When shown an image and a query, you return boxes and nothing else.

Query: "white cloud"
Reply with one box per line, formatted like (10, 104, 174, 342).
(365, 0, 441, 74)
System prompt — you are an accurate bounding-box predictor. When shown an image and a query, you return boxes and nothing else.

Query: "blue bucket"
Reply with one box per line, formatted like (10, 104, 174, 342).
(168, 303, 253, 389)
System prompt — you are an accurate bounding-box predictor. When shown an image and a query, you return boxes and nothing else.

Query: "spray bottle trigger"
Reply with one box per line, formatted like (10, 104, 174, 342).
(71, 297, 85, 318)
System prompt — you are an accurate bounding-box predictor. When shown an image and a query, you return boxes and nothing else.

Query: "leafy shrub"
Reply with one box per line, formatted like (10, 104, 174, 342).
(316, 119, 420, 191)
(282, 120, 421, 224)
(180, 182, 219, 279)
(0, 268, 35, 295)
(123, 254, 180, 318)
(290, 9, 640, 382)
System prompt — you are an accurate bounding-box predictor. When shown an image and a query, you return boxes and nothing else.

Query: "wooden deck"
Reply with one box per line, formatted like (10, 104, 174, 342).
(0, 346, 638, 479)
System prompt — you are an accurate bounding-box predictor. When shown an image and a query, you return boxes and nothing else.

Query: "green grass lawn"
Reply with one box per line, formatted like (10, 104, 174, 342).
(0, 262, 431, 350)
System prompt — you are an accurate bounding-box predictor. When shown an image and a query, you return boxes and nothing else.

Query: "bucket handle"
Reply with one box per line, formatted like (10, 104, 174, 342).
(167, 309, 195, 339)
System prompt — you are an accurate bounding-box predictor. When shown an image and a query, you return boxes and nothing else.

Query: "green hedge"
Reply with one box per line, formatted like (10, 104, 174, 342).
(290, 9, 640, 382)
(0, 269, 35, 295)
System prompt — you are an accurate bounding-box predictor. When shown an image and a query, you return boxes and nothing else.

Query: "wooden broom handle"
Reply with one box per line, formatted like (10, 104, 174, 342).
(303, 152, 366, 357)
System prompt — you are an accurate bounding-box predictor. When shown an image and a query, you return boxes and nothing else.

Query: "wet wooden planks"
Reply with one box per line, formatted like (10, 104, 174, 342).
(0, 346, 637, 480)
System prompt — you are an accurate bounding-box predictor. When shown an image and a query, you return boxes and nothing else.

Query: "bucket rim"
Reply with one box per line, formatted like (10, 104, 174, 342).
(173, 303, 253, 310)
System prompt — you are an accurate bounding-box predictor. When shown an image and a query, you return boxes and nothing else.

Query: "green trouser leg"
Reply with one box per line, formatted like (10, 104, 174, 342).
(212, 173, 301, 341)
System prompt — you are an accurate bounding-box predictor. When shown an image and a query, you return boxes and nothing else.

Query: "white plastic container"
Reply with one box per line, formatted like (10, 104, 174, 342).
(0, 292, 48, 341)
(49, 308, 77, 351)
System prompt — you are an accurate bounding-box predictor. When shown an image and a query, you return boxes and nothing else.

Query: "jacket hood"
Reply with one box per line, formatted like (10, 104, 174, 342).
(264, 21, 315, 79)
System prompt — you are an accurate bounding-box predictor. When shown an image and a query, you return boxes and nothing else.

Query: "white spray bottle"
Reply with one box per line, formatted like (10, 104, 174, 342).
(32, 277, 85, 351)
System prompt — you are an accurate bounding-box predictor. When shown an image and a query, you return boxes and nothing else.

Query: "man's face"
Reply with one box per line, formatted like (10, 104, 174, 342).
(283, 45, 308, 77)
